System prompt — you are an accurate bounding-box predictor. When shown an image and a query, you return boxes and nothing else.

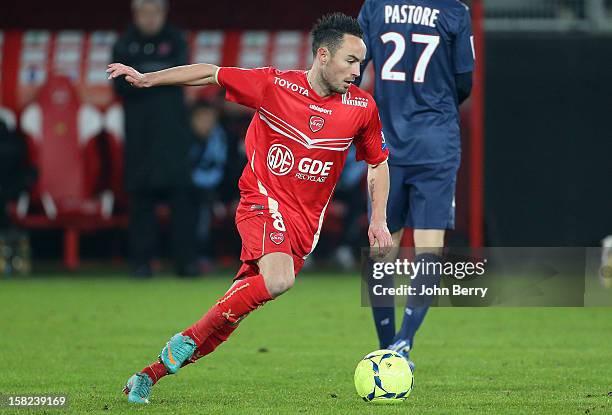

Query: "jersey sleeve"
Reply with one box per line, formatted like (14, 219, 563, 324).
(354, 104, 389, 165)
(216, 66, 274, 109)
(453, 6, 475, 74)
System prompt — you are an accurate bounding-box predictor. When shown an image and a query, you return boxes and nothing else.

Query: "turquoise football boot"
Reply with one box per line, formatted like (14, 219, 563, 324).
(160, 333, 197, 374)
(123, 373, 153, 404)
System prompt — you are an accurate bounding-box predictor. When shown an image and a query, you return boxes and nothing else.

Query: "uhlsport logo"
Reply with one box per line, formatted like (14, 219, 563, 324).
(267, 144, 294, 176)
(309, 115, 325, 133)
(269, 232, 285, 245)
(309, 104, 332, 115)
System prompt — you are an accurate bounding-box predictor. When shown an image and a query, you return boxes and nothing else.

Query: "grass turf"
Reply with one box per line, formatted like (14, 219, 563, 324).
(0, 273, 611, 414)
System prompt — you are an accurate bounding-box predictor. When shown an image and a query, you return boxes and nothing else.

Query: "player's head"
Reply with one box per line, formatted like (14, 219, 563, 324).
(132, 0, 167, 37)
(311, 12, 366, 94)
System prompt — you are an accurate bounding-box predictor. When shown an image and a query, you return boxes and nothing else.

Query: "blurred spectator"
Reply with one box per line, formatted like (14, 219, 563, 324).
(0, 120, 37, 231)
(188, 101, 228, 268)
(332, 146, 367, 269)
(218, 104, 249, 203)
(554, 0, 585, 19)
(112, 0, 197, 277)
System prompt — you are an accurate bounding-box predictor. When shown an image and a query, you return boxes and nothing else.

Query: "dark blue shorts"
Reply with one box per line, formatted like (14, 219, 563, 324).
(386, 158, 460, 232)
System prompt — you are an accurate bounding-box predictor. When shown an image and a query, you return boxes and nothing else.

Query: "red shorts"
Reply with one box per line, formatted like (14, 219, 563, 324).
(234, 211, 305, 280)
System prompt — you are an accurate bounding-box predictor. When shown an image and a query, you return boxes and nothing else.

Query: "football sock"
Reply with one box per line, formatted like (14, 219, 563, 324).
(141, 361, 168, 385)
(140, 319, 241, 382)
(396, 253, 442, 347)
(367, 257, 396, 348)
(371, 306, 395, 349)
(182, 274, 272, 345)
(182, 322, 239, 366)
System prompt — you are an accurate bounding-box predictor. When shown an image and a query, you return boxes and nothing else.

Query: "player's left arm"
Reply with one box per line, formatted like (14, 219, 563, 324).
(455, 71, 472, 104)
(367, 160, 393, 256)
(453, 5, 475, 104)
(355, 102, 392, 256)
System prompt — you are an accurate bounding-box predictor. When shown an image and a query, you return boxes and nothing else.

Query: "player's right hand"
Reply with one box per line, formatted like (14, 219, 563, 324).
(106, 63, 148, 88)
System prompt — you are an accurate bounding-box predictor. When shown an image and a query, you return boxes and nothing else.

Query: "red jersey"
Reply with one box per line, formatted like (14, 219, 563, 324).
(217, 66, 389, 259)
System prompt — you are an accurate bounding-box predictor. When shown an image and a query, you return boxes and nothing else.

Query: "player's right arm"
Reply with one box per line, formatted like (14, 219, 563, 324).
(106, 63, 220, 88)
(107, 64, 272, 110)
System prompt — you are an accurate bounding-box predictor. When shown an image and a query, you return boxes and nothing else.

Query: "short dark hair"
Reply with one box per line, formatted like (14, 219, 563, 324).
(311, 12, 363, 57)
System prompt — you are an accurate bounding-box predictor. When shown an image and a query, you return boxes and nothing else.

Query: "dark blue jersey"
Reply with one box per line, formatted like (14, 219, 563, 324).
(358, 0, 474, 165)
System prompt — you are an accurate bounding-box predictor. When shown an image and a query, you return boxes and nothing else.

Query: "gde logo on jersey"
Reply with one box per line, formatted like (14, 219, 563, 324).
(267, 144, 333, 183)
(295, 158, 333, 183)
(309, 115, 325, 133)
(267, 144, 294, 176)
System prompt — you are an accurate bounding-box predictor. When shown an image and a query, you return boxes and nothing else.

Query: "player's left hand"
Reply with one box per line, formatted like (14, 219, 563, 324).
(368, 221, 393, 258)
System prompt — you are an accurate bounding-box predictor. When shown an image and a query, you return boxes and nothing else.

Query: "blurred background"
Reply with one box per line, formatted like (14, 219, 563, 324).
(0, 0, 611, 276)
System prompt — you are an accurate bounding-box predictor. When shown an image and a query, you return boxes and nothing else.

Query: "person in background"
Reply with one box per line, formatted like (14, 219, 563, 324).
(332, 146, 367, 269)
(188, 100, 228, 270)
(112, 0, 197, 277)
(0, 120, 36, 231)
(357, 0, 474, 369)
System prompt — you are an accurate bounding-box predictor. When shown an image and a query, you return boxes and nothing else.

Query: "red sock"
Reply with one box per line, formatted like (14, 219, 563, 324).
(183, 322, 239, 366)
(142, 323, 239, 379)
(182, 274, 272, 345)
(196, 322, 238, 357)
(141, 361, 168, 385)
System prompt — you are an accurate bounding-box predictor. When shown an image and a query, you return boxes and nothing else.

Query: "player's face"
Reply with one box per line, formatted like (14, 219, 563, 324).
(133, 3, 166, 37)
(322, 34, 366, 94)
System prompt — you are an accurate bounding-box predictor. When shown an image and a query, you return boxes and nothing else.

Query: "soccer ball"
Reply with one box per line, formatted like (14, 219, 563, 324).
(354, 349, 414, 404)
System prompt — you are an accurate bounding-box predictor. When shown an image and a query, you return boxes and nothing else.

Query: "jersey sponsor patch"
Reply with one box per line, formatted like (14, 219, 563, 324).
(309, 104, 332, 115)
(274, 76, 309, 96)
(267, 144, 294, 176)
(341, 91, 369, 108)
(309, 115, 325, 133)
(295, 157, 333, 183)
(269, 232, 285, 245)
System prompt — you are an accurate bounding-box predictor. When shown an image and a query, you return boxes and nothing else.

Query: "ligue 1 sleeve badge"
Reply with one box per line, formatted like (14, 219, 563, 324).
(309, 115, 325, 133)
(269, 232, 285, 245)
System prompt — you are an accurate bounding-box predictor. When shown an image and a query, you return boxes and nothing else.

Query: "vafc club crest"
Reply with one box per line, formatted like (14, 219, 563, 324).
(309, 115, 325, 133)
(269, 232, 285, 245)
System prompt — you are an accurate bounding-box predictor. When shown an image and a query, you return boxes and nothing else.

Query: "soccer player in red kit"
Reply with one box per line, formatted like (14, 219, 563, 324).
(107, 12, 392, 404)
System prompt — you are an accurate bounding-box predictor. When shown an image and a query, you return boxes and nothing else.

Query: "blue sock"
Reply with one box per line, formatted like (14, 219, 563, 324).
(371, 306, 395, 349)
(395, 253, 442, 348)
(367, 259, 396, 348)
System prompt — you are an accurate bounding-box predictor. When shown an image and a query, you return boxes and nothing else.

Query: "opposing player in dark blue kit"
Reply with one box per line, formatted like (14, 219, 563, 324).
(357, 0, 474, 368)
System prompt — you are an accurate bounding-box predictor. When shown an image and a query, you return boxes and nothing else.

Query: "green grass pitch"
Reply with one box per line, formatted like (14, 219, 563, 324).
(0, 273, 611, 414)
